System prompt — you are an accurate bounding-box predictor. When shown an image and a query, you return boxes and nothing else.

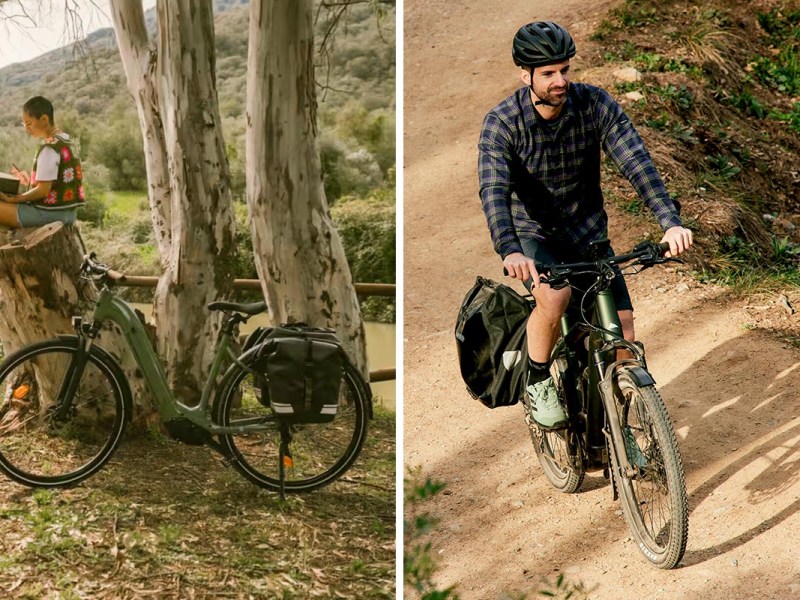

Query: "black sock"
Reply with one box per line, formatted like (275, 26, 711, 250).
(527, 357, 550, 384)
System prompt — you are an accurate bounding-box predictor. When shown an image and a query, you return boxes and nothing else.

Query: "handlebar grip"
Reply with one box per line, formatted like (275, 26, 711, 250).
(658, 242, 671, 255)
(106, 269, 126, 282)
(503, 264, 548, 278)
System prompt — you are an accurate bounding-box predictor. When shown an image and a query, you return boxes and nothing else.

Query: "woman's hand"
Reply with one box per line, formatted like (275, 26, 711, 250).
(10, 166, 30, 186)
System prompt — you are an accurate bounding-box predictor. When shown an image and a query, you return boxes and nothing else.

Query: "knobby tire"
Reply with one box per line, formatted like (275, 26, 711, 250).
(527, 354, 585, 493)
(611, 369, 688, 569)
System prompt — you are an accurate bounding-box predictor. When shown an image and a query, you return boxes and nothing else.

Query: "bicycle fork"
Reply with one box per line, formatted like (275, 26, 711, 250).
(52, 324, 96, 421)
(595, 350, 655, 484)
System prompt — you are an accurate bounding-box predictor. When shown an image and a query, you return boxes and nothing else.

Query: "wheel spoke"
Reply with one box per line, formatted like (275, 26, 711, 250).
(526, 355, 585, 493)
(613, 369, 688, 569)
(0, 341, 128, 487)
(214, 361, 369, 493)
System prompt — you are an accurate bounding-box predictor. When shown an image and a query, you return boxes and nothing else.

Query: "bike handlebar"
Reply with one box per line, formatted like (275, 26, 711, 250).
(502, 241, 672, 282)
(80, 253, 127, 283)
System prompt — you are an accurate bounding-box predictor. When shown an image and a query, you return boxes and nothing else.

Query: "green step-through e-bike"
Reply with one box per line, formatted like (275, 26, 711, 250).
(0, 253, 371, 496)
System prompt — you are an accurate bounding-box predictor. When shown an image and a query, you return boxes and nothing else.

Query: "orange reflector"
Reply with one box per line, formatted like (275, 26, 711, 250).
(12, 384, 30, 400)
(283, 455, 294, 468)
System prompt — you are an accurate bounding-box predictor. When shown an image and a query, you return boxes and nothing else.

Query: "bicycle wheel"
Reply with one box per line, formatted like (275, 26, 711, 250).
(0, 337, 131, 487)
(214, 355, 370, 493)
(610, 368, 688, 569)
(526, 355, 585, 493)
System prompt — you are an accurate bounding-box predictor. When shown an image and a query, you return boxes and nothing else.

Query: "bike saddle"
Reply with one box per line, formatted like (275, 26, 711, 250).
(207, 301, 268, 315)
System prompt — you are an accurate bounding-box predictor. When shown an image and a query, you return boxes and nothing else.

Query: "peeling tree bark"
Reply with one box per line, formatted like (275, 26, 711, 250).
(108, 0, 172, 257)
(246, 0, 368, 373)
(152, 0, 237, 401)
(110, 0, 237, 401)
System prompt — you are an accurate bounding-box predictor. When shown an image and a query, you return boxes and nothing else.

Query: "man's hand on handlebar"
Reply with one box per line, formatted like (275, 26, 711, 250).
(503, 252, 541, 287)
(660, 226, 693, 258)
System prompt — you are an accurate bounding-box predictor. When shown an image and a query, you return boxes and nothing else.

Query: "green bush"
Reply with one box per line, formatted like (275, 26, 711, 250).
(331, 188, 395, 322)
(78, 163, 111, 226)
(331, 189, 395, 284)
(92, 118, 147, 190)
(320, 134, 384, 202)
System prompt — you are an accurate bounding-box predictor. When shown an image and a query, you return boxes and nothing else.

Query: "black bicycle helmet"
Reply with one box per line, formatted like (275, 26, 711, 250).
(512, 21, 576, 68)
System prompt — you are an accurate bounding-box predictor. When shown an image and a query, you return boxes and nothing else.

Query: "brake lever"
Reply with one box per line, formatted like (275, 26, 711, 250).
(543, 266, 571, 289)
(548, 278, 569, 290)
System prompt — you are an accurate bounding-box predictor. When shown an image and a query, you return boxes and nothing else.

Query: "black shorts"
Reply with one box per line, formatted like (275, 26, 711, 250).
(519, 237, 634, 312)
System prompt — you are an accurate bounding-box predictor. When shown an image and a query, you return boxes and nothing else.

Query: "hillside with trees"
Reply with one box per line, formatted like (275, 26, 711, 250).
(0, 0, 396, 321)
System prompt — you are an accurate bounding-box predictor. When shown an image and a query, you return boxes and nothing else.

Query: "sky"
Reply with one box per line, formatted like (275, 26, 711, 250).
(0, 0, 156, 69)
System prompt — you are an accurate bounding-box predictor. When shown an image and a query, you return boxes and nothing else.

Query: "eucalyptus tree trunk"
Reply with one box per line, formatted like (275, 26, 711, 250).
(107, 0, 171, 257)
(110, 0, 237, 402)
(245, 0, 367, 373)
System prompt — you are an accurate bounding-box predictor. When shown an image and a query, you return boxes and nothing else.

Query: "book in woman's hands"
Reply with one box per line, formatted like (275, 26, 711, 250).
(0, 172, 21, 195)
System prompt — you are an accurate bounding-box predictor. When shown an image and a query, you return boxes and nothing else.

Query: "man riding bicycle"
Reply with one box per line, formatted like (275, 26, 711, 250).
(477, 21, 693, 430)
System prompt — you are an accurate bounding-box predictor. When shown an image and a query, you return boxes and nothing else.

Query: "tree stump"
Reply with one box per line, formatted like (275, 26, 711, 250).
(0, 223, 156, 430)
(0, 223, 97, 352)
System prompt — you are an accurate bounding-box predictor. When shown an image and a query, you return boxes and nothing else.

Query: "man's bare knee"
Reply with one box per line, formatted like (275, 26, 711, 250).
(532, 285, 570, 320)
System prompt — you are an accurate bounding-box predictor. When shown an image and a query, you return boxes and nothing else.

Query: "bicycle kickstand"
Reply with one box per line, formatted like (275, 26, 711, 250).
(278, 425, 293, 501)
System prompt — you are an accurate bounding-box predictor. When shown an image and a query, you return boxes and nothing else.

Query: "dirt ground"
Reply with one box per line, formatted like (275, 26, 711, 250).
(403, 1, 800, 598)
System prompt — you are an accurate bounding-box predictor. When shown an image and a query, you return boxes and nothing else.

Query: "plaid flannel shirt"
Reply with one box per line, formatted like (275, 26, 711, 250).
(478, 82, 682, 258)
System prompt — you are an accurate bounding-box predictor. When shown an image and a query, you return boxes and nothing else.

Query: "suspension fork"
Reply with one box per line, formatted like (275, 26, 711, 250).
(52, 324, 96, 420)
(596, 353, 653, 479)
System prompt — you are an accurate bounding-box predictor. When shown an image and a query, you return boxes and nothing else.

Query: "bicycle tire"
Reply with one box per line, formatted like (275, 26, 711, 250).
(213, 353, 370, 493)
(0, 337, 131, 488)
(610, 368, 688, 569)
(526, 355, 585, 493)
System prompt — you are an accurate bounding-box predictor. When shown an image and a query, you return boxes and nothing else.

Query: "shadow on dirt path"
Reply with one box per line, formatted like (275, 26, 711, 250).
(404, 0, 800, 598)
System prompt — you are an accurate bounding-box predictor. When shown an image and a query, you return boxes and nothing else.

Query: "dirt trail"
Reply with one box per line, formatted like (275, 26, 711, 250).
(403, 1, 800, 598)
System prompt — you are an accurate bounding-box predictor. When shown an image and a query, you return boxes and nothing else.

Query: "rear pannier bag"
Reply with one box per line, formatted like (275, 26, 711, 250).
(455, 276, 532, 408)
(244, 324, 344, 424)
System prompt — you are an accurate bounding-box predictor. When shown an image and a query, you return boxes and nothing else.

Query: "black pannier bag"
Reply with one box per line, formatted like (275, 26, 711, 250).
(243, 324, 344, 424)
(455, 276, 532, 408)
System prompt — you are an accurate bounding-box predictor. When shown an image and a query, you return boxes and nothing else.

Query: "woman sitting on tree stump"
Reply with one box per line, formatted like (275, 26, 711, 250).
(0, 96, 86, 228)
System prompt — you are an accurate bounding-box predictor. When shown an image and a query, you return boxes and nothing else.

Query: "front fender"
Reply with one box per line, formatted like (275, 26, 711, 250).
(622, 365, 656, 387)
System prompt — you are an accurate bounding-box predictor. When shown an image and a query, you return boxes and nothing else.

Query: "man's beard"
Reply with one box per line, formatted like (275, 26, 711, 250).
(532, 82, 569, 107)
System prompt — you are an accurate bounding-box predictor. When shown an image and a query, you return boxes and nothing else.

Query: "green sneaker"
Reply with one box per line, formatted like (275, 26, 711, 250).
(526, 376, 567, 430)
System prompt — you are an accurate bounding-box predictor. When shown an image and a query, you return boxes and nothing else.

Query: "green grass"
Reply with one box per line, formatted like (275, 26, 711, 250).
(754, 9, 800, 96)
(612, 0, 660, 28)
(103, 190, 148, 219)
(0, 410, 396, 598)
(697, 234, 800, 292)
(769, 102, 800, 133)
(650, 83, 695, 112)
(728, 91, 768, 119)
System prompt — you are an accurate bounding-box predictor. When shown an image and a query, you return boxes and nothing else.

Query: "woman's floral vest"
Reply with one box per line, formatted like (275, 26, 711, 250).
(30, 134, 85, 209)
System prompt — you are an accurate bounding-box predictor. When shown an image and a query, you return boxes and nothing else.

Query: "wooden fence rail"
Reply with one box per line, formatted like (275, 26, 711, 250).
(115, 276, 396, 383)
(115, 276, 395, 298)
